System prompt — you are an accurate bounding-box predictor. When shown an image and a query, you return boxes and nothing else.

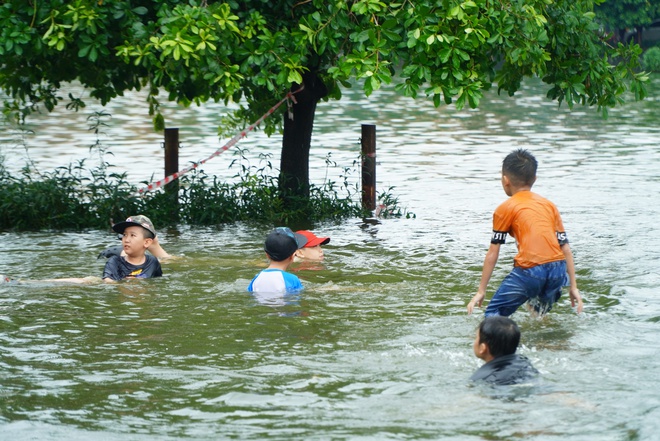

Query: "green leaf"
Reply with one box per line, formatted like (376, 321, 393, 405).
(153, 113, 165, 131)
(287, 70, 303, 84)
(382, 19, 398, 30)
(78, 45, 90, 58)
(439, 48, 451, 64)
(369, 75, 381, 92)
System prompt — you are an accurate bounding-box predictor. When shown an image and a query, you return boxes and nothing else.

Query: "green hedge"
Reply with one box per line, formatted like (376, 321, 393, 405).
(0, 152, 412, 231)
(642, 47, 660, 72)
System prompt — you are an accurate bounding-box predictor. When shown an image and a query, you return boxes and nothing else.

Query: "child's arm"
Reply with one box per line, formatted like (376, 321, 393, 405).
(147, 236, 172, 260)
(467, 243, 501, 314)
(561, 243, 583, 313)
(41, 277, 101, 284)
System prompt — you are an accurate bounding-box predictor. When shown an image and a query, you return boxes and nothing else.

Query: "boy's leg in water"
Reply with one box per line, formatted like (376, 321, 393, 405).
(485, 266, 545, 317)
(528, 261, 569, 315)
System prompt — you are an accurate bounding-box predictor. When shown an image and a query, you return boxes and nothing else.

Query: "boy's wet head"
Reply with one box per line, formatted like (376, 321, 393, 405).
(264, 227, 308, 262)
(502, 148, 537, 187)
(294, 230, 330, 261)
(477, 316, 521, 358)
(112, 215, 156, 239)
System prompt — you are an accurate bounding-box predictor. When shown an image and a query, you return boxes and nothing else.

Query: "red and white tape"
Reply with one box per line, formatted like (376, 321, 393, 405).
(138, 85, 304, 194)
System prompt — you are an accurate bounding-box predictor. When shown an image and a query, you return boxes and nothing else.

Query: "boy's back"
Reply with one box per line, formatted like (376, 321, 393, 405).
(493, 190, 567, 269)
(248, 268, 302, 293)
(470, 353, 539, 385)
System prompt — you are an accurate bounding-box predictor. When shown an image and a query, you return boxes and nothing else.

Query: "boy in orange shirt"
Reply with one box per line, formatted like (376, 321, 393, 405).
(467, 149, 583, 317)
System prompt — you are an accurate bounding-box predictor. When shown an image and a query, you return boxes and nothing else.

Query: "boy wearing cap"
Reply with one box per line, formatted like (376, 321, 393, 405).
(293, 230, 330, 261)
(1, 215, 163, 284)
(102, 215, 163, 282)
(248, 227, 307, 293)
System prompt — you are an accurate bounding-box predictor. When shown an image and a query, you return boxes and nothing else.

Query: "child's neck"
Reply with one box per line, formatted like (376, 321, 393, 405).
(125, 254, 146, 265)
(268, 260, 291, 271)
(510, 185, 532, 196)
(481, 353, 495, 363)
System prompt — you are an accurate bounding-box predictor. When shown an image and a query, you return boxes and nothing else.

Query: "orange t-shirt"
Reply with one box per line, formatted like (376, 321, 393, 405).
(491, 191, 568, 269)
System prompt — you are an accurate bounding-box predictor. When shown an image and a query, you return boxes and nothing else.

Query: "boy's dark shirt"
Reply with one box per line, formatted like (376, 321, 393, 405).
(103, 255, 162, 281)
(470, 354, 539, 385)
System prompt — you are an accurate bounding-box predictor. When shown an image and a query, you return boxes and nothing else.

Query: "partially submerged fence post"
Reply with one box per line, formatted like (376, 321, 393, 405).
(164, 128, 179, 218)
(361, 124, 376, 212)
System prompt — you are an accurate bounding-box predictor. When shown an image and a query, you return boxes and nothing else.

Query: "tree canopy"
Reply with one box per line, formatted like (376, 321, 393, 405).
(1, 0, 648, 131)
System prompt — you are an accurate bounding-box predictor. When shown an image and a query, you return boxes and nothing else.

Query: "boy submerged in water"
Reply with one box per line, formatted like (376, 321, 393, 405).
(1, 215, 164, 284)
(470, 316, 539, 385)
(293, 230, 330, 262)
(102, 215, 163, 282)
(467, 149, 582, 317)
(98, 219, 171, 261)
(248, 227, 307, 293)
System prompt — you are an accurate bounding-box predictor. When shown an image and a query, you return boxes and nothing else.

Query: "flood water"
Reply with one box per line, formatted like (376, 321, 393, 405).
(1, 76, 660, 440)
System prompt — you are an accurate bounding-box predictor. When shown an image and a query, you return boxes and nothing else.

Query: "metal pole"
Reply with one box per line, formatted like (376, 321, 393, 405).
(361, 124, 376, 211)
(164, 128, 179, 215)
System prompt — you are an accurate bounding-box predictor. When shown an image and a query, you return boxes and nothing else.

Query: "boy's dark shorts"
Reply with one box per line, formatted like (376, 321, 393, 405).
(485, 260, 569, 317)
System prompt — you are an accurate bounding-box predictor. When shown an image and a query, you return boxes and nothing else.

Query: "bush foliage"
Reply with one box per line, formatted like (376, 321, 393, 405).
(642, 47, 660, 72)
(0, 148, 412, 231)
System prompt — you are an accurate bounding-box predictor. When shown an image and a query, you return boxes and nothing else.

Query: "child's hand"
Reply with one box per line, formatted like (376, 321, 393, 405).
(148, 236, 172, 259)
(569, 287, 583, 314)
(467, 292, 485, 314)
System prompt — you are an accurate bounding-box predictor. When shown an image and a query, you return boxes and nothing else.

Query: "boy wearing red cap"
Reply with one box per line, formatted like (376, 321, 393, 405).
(294, 230, 330, 261)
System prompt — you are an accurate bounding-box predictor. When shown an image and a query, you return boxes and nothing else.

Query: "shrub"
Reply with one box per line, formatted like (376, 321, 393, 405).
(642, 47, 660, 72)
(0, 150, 411, 231)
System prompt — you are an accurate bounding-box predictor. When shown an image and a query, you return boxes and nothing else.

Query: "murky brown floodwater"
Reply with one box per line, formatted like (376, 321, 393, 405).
(1, 76, 660, 440)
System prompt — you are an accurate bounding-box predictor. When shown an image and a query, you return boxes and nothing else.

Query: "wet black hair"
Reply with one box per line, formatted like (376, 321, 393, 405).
(478, 316, 521, 358)
(502, 148, 537, 187)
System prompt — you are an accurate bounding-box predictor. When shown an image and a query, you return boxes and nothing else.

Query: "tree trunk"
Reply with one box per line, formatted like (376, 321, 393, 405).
(279, 72, 328, 206)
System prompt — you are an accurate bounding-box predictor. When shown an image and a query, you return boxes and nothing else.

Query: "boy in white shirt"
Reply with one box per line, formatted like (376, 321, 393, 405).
(248, 227, 307, 293)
